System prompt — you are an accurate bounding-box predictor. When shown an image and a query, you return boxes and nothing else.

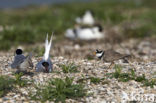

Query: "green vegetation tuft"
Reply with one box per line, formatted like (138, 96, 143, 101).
(89, 77, 101, 84)
(0, 73, 30, 97)
(135, 74, 146, 82)
(30, 76, 86, 103)
(59, 63, 79, 73)
(14, 72, 28, 87)
(109, 65, 156, 88)
(77, 76, 106, 85)
(0, 76, 14, 97)
(143, 79, 156, 88)
(113, 65, 122, 78)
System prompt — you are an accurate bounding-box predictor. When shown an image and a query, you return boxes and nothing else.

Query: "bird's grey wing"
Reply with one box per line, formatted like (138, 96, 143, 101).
(11, 55, 25, 68)
(109, 51, 129, 60)
(48, 59, 53, 72)
(19, 54, 33, 71)
(36, 60, 44, 72)
(111, 51, 123, 59)
(26, 53, 34, 68)
(104, 50, 123, 62)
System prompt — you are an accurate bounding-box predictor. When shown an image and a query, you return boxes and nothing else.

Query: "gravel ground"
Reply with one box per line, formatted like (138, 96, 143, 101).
(0, 38, 156, 103)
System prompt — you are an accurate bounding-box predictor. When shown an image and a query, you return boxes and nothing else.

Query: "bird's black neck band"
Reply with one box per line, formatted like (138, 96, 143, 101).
(98, 51, 104, 59)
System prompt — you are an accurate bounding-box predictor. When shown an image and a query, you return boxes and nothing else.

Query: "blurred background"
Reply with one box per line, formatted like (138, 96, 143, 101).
(0, 0, 156, 59)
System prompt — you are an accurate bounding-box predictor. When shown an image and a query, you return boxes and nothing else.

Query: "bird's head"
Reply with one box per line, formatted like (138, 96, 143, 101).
(94, 24, 103, 32)
(42, 62, 49, 73)
(16, 49, 23, 55)
(93, 49, 104, 59)
(97, 24, 103, 32)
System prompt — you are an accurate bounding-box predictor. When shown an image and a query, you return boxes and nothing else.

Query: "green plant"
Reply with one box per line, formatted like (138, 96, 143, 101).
(109, 65, 156, 87)
(89, 77, 101, 84)
(14, 72, 28, 87)
(112, 65, 131, 82)
(30, 76, 86, 103)
(59, 63, 79, 73)
(143, 79, 156, 88)
(113, 65, 122, 78)
(118, 73, 131, 82)
(135, 74, 146, 82)
(0, 74, 30, 97)
(130, 69, 136, 80)
(0, 76, 14, 97)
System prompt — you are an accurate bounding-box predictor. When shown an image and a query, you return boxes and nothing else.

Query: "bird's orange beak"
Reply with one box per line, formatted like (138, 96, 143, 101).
(93, 52, 96, 55)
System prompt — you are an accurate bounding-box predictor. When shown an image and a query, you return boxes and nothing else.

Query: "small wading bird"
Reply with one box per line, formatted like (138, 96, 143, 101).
(36, 33, 53, 73)
(11, 49, 33, 73)
(94, 49, 131, 69)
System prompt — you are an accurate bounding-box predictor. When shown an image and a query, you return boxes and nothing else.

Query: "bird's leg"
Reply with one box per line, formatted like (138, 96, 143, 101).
(108, 62, 114, 69)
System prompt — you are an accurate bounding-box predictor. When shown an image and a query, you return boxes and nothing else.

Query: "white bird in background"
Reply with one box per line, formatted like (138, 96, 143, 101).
(65, 28, 77, 40)
(11, 49, 33, 73)
(36, 33, 53, 73)
(65, 24, 104, 40)
(75, 10, 95, 25)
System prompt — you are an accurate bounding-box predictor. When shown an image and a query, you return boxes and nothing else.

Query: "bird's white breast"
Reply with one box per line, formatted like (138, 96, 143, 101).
(96, 52, 103, 58)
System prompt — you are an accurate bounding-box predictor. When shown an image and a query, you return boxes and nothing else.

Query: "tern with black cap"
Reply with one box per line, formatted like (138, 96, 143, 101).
(36, 33, 53, 73)
(11, 49, 33, 73)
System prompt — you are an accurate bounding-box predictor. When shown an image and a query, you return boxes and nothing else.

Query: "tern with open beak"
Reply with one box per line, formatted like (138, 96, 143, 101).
(36, 33, 53, 73)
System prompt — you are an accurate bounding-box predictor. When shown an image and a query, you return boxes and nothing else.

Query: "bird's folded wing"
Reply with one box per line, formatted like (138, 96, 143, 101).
(23, 53, 33, 68)
(11, 56, 25, 68)
(36, 61, 43, 72)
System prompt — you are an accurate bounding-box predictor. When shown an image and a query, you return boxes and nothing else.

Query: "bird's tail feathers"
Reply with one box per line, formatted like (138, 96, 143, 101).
(44, 32, 53, 60)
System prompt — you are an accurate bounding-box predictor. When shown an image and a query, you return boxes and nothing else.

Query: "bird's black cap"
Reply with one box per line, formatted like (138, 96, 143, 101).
(16, 49, 23, 55)
(96, 49, 103, 53)
(42, 62, 49, 67)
